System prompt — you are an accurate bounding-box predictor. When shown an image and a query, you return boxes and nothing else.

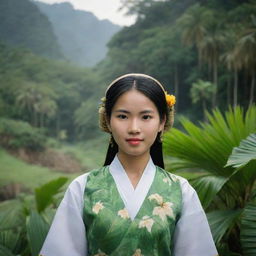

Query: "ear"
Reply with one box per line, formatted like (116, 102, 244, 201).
(159, 115, 166, 132)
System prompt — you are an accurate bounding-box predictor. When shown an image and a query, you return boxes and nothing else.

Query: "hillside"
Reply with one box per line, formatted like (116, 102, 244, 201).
(0, 0, 63, 59)
(34, 1, 121, 67)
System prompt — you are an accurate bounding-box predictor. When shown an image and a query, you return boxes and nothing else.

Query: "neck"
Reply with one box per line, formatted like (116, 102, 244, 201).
(117, 152, 150, 177)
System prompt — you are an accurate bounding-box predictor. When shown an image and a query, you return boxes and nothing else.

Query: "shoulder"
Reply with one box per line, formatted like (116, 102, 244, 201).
(67, 166, 108, 193)
(156, 166, 190, 185)
(167, 174, 203, 215)
(156, 167, 198, 203)
(60, 167, 106, 210)
(86, 166, 109, 178)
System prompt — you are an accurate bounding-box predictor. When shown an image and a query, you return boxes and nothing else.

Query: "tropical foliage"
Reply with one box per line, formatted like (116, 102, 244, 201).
(102, 0, 256, 115)
(0, 43, 104, 142)
(0, 177, 68, 256)
(163, 105, 256, 255)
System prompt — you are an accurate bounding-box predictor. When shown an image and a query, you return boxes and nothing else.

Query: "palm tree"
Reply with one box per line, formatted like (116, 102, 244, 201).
(200, 25, 226, 107)
(235, 15, 256, 106)
(34, 98, 57, 128)
(176, 3, 213, 68)
(16, 83, 58, 128)
(16, 82, 41, 126)
(163, 105, 256, 255)
(190, 79, 216, 120)
(222, 29, 243, 108)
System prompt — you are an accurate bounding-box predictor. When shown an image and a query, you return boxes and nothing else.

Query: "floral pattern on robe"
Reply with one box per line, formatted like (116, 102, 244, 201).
(83, 166, 182, 256)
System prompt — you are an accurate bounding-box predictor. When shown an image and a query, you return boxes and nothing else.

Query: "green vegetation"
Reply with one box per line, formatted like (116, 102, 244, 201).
(59, 135, 108, 170)
(34, 1, 121, 67)
(0, 118, 46, 150)
(0, 43, 103, 141)
(0, 177, 68, 256)
(101, 0, 256, 117)
(0, 148, 76, 189)
(163, 105, 256, 255)
(0, 0, 63, 59)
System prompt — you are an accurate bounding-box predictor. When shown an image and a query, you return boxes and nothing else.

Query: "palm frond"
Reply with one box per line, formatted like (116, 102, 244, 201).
(240, 200, 256, 256)
(190, 175, 228, 209)
(226, 133, 256, 168)
(207, 209, 242, 244)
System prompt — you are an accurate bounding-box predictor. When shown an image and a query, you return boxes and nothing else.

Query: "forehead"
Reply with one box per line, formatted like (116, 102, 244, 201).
(112, 89, 157, 111)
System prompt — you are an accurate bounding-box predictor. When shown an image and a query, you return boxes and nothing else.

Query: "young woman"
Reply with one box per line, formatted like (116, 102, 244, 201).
(40, 73, 218, 256)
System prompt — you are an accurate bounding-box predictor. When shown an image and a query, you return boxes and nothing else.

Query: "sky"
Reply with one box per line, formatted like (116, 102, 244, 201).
(36, 0, 136, 26)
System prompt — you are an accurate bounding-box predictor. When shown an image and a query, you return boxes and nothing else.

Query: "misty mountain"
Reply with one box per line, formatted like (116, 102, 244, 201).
(34, 1, 121, 67)
(0, 0, 63, 59)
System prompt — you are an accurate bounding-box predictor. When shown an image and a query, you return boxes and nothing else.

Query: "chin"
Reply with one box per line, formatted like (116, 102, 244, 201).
(122, 149, 149, 158)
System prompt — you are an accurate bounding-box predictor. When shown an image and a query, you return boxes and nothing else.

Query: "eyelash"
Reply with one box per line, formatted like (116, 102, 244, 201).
(116, 115, 152, 120)
(142, 115, 152, 120)
(117, 114, 127, 119)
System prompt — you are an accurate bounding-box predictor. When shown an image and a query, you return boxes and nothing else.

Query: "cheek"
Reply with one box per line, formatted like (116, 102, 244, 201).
(145, 123, 161, 136)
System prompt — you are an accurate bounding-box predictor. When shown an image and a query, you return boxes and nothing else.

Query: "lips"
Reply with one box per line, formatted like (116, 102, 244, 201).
(126, 138, 143, 146)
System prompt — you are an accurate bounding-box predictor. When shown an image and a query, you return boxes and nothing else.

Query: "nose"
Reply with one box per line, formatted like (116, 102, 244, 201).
(128, 118, 141, 134)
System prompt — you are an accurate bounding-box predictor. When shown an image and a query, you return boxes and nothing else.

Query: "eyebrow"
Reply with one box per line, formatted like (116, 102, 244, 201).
(113, 109, 155, 114)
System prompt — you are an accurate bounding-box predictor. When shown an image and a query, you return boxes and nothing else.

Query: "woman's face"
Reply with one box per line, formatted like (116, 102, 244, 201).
(108, 89, 165, 160)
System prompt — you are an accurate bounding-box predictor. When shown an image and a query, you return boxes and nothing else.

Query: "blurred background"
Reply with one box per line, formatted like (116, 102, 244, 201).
(0, 0, 255, 255)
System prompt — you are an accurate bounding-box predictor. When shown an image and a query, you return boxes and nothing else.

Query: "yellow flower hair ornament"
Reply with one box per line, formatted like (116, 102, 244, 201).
(165, 92, 176, 108)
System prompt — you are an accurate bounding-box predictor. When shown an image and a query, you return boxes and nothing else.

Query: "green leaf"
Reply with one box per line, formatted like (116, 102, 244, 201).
(35, 177, 68, 213)
(0, 245, 15, 256)
(226, 133, 256, 168)
(164, 106, 256, 176)
(0, 230, 22, 253)
(26, 211, 50, 256)
(207, 209, 242, 244)
(0, 202, 25, 231)
(190, 175, 228, 209)
(240, 200, 256, 256)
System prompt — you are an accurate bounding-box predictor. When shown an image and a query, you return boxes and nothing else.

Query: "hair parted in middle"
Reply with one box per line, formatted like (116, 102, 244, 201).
(99, 73, 175, 168)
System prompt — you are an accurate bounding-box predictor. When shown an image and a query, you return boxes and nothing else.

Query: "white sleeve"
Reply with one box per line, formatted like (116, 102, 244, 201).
(40, 173, 89, 256)
(173, 177, 218, 256)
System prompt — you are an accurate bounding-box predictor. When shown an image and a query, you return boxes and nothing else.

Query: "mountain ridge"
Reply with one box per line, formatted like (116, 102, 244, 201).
(0, 0, 63, 59)
(33, 1, 121, 66)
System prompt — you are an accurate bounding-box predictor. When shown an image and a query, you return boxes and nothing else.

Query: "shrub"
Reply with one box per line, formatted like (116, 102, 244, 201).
(0, 118, 46, 150)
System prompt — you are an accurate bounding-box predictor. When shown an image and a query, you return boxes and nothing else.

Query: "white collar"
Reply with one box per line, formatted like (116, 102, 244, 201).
(109, 155, 156, 220)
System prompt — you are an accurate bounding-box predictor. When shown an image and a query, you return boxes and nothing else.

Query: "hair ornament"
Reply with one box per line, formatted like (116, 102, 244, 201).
(165, 92, 176, 108)
(105, 73, 165, 94)
(98, 97, 106, 114)
(98, 96, 110, 133)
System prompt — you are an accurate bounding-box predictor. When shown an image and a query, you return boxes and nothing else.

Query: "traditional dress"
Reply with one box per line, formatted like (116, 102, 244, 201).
(40, 155, 218, 256)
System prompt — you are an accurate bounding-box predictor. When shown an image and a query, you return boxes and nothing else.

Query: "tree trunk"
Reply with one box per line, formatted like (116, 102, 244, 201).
(56, 111, 60, 138)
(233, 70, 238, 107)
(174, 64, 179, 111)
(212, 57, 218, 108)
(249, 72, 255, 106)
(203, 99, 207, 122)
(40, 113, 44, 128)
(33, 109, 37, 127)
(227, 73, 231, 108)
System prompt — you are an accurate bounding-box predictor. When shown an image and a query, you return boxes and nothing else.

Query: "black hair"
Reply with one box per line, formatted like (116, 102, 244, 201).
(103, 75, 169, 169)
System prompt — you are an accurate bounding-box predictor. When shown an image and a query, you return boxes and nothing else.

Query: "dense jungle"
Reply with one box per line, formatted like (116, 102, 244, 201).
(0, 0, 255, 255)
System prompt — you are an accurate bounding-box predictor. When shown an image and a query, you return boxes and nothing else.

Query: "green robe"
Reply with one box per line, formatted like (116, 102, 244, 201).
(83, 166, 182, 256)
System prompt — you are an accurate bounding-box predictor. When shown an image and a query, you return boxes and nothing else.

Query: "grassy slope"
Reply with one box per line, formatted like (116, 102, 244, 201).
(0, 148, 78, 190)
(0, 135, 108, 192)
(59, 135, 109, 171)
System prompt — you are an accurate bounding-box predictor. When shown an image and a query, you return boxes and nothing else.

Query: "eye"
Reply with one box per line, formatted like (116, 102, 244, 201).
(117, 114, 127, 119)
(142, 115, 152, 120)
